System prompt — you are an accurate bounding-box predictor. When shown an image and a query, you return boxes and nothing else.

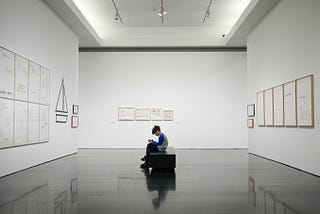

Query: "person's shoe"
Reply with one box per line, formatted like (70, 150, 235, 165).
(140, 162, 149, 169)
(140, 157, 145, 161)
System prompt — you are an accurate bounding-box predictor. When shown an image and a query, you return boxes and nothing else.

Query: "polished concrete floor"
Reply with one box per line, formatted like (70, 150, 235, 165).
(0, 149, 319, 214)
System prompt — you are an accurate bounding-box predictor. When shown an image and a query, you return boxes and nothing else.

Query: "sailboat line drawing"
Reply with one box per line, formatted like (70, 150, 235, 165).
(55, 78, 68, 123)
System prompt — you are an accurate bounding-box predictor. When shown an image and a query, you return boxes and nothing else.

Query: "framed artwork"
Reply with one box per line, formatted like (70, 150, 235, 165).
(296, 75, 314, 127)
(256, 91, 264, 126)
(247, 119, 254, 128)
(135, 108, 151, 121)
(71, 116, 79, 128)
(151, 108, 162, 121)
(72, 105, 79, 114)
(284, 81, 297, 127)
(273, 85, 284, 126)
(118, 107, 135, 121)
(247, 104, 255, 117)
(163, 110, 174, 121)
(264, 88, 274, 126)
(56, 114, 68, 123)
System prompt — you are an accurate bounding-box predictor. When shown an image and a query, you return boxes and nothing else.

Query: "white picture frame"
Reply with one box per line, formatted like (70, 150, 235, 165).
(296, 75, 314, 127)
(118, 107, 135, 121)
(273, 85, 284, 126)
(256, 91, 264, 126)
(264, 88, 274, 126)
(163, 110, 174, 121)
(135, 108, 151, 121)
(284, 81, 297, 127)
(151, 108, 162, 121)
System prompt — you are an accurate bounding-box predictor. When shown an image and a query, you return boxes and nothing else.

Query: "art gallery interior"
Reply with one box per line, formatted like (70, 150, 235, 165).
(0, 0, 320, 213)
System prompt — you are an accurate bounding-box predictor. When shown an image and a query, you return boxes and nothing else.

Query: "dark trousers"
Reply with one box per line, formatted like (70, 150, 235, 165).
(146, 143, 159, 163)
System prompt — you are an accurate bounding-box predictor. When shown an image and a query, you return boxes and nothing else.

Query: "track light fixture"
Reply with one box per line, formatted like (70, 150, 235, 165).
(158, 0, 167, 23)
(203, 0, 213, 23)
(112, 0, 123, 24)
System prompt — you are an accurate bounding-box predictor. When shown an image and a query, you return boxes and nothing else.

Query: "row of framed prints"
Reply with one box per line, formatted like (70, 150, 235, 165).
(256, 74, 314, 127)
(118, 107, 174, 121)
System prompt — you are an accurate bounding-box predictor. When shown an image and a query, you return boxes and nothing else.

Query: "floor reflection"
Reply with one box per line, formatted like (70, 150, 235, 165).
(142, 168, 176, 209)
(248, 154, 320, 214)
(0, 155, 78, 214)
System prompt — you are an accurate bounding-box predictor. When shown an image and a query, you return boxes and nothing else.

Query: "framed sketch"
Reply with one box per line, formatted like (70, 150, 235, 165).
(284, 81, 297, 127)
(56, 114, 68, 123)
(151, 108, 162, 121)
(40, 66, 50, 105)
(163, 109, 174, 121)
(28, 61, 41, 103)
(135, 108, 151, 121)
(71, 116, 79, 128)
(14, 101, 28, 146)
(0, 98, 14, 148)
(247, 119, 254, 128)
(256, 91, 264, 126)
(28, 103, 40, 144)
(0, 47, 15, 99)
(296, 75, 314, 127)
(15, 55, 29, 101)
(264, 88, 274, 126)
(247, 104, 255, 117)
(118, 107, 135, 121)
(273, 85, 284, 126)
(72, 105, 79, 115)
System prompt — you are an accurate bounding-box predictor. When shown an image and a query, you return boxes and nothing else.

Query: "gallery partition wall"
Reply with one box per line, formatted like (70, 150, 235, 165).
(78, 50, 248, 149)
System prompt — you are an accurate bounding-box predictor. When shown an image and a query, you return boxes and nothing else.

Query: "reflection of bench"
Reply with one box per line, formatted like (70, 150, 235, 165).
(149, 147, 176, 169)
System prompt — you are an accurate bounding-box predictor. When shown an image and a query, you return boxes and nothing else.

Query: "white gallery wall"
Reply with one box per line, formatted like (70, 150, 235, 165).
(79, 51, 247, 149)
(0, 0, 79, 177)
(247, 0, 320, 175)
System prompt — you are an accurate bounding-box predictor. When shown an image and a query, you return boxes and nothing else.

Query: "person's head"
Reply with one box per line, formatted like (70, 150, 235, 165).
(152, 125, 161, 136)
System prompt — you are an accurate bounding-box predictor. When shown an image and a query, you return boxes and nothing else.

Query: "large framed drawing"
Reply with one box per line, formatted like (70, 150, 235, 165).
(40, 66, 50, 105)
(264, 89, 274, 126)
(15, 55, 29, 101)
(273, 85, 284, 126)
(256, 91, 264, 126)
(40, 105, 49, 142)
(29, 61, 41, 103)
(14, 101, 28, 146)
(135, 108, 151, 121)
(284, 81, 297, 127)
(0, 98, 14, 148)
(296, 75, 314, 127)
(0, 47, 14, 99)
(28, 103, 40, 144)
(118, 107, 135, 121)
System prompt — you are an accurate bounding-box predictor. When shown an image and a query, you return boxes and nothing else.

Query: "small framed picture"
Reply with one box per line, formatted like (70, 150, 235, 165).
(163, 110, 174, 121)
(247, 119, 254, 128)
(72, 105, 79, 114)
(71, 116, 79, 128)
(247, 104, 255, 117)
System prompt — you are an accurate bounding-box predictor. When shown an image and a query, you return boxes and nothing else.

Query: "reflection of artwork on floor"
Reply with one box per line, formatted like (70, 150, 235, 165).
(70, 178, 78, 203)
(54, 191, 67, 214)
(0, 184, 48, 214)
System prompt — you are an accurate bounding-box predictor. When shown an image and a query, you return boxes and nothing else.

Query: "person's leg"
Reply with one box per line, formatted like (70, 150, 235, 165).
(145, 143, 159, 163)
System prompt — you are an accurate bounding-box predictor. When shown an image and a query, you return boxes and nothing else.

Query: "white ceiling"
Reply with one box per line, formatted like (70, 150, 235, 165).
(44, 0, 280, 47)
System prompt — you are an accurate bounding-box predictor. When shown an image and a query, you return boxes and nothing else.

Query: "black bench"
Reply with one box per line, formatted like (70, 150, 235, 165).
(149, 147, 176, 169)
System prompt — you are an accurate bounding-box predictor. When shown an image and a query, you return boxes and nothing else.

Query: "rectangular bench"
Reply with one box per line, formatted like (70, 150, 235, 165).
(149, 147, 176, 169)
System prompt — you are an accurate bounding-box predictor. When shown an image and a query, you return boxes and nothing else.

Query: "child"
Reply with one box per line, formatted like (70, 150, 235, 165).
(140, 125, 168, 169)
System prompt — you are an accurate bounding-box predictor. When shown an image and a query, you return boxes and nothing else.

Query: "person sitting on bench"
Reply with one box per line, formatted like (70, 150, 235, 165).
(140, 125, 168, 169)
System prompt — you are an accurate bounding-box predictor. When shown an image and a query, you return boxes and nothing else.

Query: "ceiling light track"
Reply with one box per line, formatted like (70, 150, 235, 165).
(112, 0, 123, 24)
(203, 0, 214, 23)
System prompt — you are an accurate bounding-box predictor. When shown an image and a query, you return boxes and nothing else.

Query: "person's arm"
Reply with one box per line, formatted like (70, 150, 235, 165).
(152, 134, 164, 146)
